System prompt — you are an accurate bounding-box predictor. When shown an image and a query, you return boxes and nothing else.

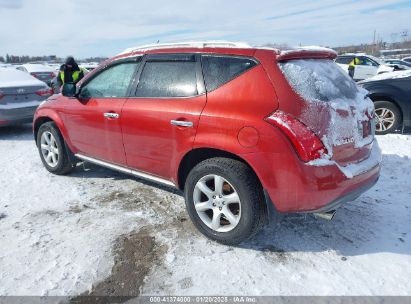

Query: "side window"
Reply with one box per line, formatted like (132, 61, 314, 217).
(358, 57, 378, 67)
(335, 57, 353, 64)
(201, 55, 258, 92)
(136, 60, 198, 98)
(80, 62, 139, 98)
(366, 58, 379, 67)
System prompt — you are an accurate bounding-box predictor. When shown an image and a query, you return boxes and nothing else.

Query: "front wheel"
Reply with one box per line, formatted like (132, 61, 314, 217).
(37, 122, 75, 175)
(184, 158, 265, 245)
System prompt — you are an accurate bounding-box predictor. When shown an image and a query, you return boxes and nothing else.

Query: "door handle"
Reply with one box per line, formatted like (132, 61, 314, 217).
(170, 120, 193, 127)
(104, 112, 120, 119)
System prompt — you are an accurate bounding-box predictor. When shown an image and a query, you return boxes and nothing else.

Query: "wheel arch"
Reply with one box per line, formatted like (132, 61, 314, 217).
(177, 147, 260, 191)
(33, 116, 54, 142)
(33, 111, 74, 151)
(369, 93, 404, 122)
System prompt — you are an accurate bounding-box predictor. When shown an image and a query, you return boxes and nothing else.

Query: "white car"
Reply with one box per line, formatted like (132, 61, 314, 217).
(80, 62, 99, 71)
(335, 54, 393, 81)
(15, 63, 56, 86)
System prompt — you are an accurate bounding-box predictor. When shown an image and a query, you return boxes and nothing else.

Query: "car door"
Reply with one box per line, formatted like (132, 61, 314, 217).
(61, 58, 141, 165)
(354, 56, 378, 80)
(120, 54, 207, 181)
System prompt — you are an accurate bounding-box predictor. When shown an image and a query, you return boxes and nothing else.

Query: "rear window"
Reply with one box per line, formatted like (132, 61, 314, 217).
(279, 59, 358, 102)
(201, 55, 257, 92)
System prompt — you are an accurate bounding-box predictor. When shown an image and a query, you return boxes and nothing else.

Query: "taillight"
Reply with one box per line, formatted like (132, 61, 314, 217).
(30, 72, 38, 78)
(0, 91, 4, 100)
(265, 111, 327, 162)
(35, 88, 53, 97)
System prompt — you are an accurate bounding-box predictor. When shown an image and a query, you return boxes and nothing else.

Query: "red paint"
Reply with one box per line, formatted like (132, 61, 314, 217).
(237, 126, 259, 148)
(33, 46, 380, 213)
(121, 95, 206, 183)
(265, 111, 327, 162)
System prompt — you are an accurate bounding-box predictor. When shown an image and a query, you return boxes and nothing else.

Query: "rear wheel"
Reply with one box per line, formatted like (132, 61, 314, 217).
(37, 122, 75, 175)
(374, 100, 402, 135)
(184, 158, 265, 245)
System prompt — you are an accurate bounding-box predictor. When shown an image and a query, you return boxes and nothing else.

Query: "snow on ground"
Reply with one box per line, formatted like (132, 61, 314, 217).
(0, 125, 410, 296)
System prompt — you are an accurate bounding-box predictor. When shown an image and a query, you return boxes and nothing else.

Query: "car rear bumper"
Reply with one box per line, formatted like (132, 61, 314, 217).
(241, 140, 382, 213)
(307, 174, 379, 213)
(0, 105, 38, 126)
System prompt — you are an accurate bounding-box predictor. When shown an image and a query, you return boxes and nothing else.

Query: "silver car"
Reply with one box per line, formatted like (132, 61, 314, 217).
(0, 68, 52, 126)
(15, 63, 56, 87)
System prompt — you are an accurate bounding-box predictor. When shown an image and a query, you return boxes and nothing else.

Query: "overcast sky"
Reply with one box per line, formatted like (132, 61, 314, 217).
(1, 0, 410, 58)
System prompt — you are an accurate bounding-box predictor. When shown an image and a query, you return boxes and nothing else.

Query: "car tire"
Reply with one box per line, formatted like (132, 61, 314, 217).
(374, 100, 402, 135)
(37, 122, 75, 175)
(184, 157, 265, 245)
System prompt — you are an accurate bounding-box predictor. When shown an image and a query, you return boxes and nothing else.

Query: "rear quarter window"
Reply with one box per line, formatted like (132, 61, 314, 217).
(201, 55, 257, 92)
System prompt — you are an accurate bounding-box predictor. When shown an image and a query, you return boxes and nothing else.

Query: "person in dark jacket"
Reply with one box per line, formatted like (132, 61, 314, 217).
(56, 56, 87, 90)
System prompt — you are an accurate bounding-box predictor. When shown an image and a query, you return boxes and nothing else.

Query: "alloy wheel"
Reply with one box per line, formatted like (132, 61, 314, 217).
(193, 174, 241, 232)
(375, 107, 396, 132)
(40, 131, 59, 167)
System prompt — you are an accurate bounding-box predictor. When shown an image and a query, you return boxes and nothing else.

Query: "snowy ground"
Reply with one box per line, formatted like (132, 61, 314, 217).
(0, 124, 410, 296)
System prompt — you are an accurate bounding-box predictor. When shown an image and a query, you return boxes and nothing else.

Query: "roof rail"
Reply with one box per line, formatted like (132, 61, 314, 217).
(119, 41, 251, 55)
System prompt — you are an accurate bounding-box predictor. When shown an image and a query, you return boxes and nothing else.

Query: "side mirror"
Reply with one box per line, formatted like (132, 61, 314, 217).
(61, 83, 76, 97)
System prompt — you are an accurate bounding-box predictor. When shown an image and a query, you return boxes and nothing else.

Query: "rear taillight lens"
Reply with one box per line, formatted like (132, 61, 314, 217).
(265, 111, 327, 162)
(35, 88, 53, 97)
(0, 91, 4, 100)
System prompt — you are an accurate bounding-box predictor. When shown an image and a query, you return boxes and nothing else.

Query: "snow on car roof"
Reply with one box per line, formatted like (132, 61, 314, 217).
(19, 63, 55, 72)
(0, 67, 46, 88)
(119, 41, 252, 55)
(277, 46, 337, 61)
(361, 70, 411, 82)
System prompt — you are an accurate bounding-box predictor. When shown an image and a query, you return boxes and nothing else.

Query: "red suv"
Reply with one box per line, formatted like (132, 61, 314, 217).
(33, 42, 381, 245)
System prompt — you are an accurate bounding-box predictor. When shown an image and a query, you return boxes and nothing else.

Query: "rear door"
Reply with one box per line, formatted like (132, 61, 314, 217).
(354, 56, 378, 80)
(61, 58, 141, 165)
(121, 54, 206, 180)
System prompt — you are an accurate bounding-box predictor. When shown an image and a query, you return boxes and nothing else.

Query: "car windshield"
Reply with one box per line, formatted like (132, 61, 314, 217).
(279, 59, 358, 102)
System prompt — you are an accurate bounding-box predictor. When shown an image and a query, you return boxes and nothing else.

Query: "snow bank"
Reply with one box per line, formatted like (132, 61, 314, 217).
(0, 68, 46, 88)
(361, 69, 411, 82)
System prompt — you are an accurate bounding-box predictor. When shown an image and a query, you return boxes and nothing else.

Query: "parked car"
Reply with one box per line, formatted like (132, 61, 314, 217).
(335, 54, 393, 81)
(358, 70, 411, 134)
(80, 62, 99, 71)
(0, 68, 53, 126)
(383, 59, 411, 70)
(16, 64, 56, 87)
(33, 42, 381, 245)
